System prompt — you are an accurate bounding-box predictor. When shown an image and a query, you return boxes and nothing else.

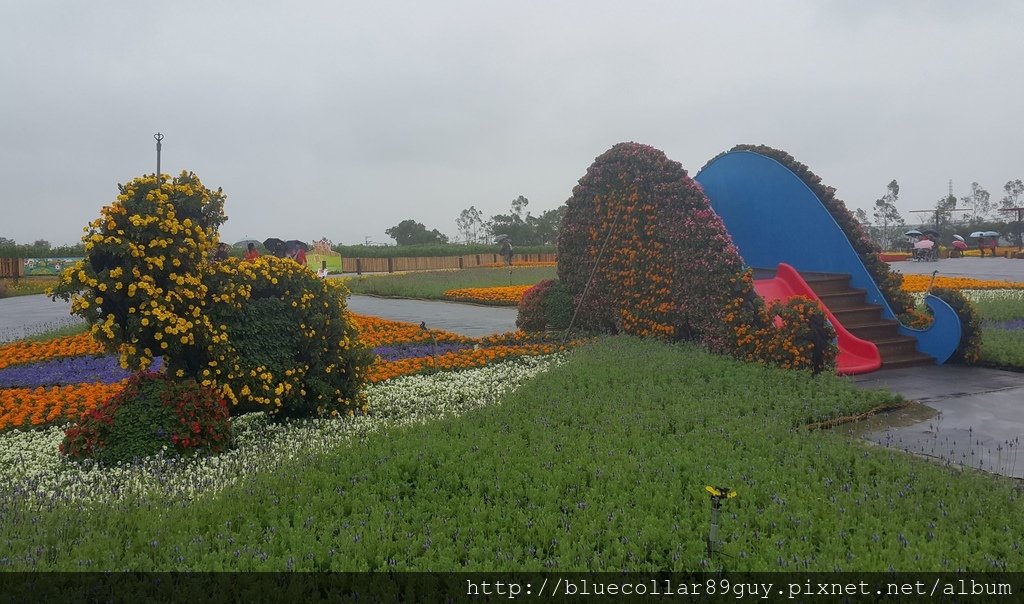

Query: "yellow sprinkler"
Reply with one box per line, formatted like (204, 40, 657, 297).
(705, 485, 736, 559)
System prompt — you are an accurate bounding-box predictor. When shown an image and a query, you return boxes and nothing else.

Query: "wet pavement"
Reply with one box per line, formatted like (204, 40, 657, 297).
(889, 255, 1024, 281)
(345, 295, 517, 337)
(846, 257, 1024, 479)
(848, 366, 1024, 479)
(0, 293, 516, 343)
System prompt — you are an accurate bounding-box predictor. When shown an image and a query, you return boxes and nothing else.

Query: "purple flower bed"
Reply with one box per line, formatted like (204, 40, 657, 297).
(373, 343, 475, 362)
(0, 356, 164, 388)
(983, 319, 1024, 331)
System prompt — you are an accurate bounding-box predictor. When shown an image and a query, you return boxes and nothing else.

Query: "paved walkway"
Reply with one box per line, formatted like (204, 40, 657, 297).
(849, 257, 1024, 479)
(0, 293, 517, 343)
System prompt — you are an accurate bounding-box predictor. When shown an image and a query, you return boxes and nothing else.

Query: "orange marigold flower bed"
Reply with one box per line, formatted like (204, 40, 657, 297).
(900, 275, 1024, 292)
(0, 381, 126, 432)
(349, 313, 472, 347)
(442, 285, 532, 305)
(0, 333, 105, 371)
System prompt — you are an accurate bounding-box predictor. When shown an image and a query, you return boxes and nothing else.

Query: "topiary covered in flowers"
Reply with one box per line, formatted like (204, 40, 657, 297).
(50, 172, 225, 372)
(50, 171, 372, 420)
(704, 144, 918, 320)
(557, 142, 755, 349)
(60, 371, 231, 465)
(199, 256, 374, 417)
(553, 142, 836, 372)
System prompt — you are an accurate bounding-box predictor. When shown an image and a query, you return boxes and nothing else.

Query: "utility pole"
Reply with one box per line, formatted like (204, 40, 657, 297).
(154, 133, 164, 184)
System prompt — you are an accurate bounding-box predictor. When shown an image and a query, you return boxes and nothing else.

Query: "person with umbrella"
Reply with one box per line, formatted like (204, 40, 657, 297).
(950, 235, 968, 258)
(496, 235, 513, 267)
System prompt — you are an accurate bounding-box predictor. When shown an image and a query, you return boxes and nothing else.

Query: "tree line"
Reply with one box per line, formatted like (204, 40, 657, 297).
(856, 179, 1024, 250)
(384, 195, 566, 247)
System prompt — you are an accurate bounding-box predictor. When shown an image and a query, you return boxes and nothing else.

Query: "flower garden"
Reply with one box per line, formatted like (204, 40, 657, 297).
(2, 149, 1024, 574)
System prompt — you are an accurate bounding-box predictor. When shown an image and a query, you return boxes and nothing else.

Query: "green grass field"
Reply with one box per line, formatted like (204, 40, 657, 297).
(2, 338, 1021, 572)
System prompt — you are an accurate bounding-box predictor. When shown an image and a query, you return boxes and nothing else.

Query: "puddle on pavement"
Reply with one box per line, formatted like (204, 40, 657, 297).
(834, 401, 938, 438)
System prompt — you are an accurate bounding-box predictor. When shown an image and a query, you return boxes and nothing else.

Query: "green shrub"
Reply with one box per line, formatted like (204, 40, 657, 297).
(202, 256, 375, 418)
(929, 287, 982, 364)
(60, 372, 231, 465)
(542, 281, 573, 329)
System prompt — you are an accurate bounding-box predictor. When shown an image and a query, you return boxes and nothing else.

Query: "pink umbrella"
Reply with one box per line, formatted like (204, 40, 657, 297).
(913, 239, 935, 249)
(952, 240, 968, 250)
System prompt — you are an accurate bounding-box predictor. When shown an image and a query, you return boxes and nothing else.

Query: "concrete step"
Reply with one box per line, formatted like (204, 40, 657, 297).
(881, 352, 936, 369)
(801, 273, 853, 295)
(816, 289, 870, 311)
(830, 304, 885, 325)
(845, 321, 902, 341)
(874, 336, 923, 359)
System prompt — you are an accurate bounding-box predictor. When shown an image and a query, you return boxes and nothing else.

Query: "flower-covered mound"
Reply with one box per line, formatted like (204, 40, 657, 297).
(0, 315, 574, 432)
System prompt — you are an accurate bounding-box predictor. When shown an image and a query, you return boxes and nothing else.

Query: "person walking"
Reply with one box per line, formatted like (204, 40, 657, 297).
(499, 238, 513, 267)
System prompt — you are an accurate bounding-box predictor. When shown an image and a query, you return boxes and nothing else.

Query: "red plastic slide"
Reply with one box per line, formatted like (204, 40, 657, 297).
(752, 263, 881, 375)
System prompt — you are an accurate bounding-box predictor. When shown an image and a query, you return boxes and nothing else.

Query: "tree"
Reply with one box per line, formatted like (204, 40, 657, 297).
(934, 193, 959, 229)
(32, 239, 50, 249)
(527, 206, 566, 245)
(385, 220, 449, 245)
(1001, 179, 1024, 247)
(961, 182, 992, 224)
(853, 208, 870, 225)
(1001, 179, 1024, 209)
(872, 180, 904, 250)
(455, 206, 484, 244)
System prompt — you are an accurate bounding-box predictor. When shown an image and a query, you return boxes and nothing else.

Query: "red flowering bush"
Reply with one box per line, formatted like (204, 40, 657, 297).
(60, 372, 231, 465)
(517, 279, 556, 331)
(516, 279, 574, 331)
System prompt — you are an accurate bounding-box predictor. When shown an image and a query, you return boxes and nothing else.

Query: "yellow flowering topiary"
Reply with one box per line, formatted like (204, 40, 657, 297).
(50, 171, 372, 420)
(50, 172, 224, 372)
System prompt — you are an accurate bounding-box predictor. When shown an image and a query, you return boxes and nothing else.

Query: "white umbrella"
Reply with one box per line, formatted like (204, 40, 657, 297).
(952, 234, 965, 242)
(913, 239, 935, 249)
(904, 230, 923, 237)
(969, 231, 986, 238)
(982, 231, 999, 238)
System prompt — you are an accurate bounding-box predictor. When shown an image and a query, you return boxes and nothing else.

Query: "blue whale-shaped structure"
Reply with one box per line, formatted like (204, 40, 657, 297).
(695, 150, 961, 365)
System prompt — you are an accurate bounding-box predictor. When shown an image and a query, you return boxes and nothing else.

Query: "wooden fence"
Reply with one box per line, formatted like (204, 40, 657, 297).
(0, 258, 25, 278)
(341, 253, 557, 274)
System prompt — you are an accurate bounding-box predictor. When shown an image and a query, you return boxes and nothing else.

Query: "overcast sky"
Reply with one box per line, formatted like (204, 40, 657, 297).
(2, 1, 1022, 247)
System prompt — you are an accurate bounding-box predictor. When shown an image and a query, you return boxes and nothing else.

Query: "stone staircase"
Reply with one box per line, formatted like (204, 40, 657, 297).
(799, 272, 935, 369)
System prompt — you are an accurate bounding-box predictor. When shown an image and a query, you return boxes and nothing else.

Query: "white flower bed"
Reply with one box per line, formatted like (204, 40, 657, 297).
(0, 354, 565, 506)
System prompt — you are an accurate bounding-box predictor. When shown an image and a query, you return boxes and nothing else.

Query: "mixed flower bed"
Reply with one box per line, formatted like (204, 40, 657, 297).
(0, 315, 573, 433)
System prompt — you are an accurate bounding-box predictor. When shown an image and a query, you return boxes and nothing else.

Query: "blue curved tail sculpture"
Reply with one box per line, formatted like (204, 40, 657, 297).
(695, 149, 961, 367)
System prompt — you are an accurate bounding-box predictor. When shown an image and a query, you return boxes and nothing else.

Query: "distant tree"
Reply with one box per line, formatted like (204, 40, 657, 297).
(934, 193, 959, 228)
(385, 220, 449, 245)
(488, 195, 533, 245)
(1001, 179, 1024, 209)
(961, 182, 992, 224)
(0, 237, 15, 247)
(1001, 179, 1024, 247)
(455, 206, 484, 244)
(853, 207, 870, 225)
(872, 180, 904, 250)
(32, 239, 50, 249)
(527, 206, 566, 245)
